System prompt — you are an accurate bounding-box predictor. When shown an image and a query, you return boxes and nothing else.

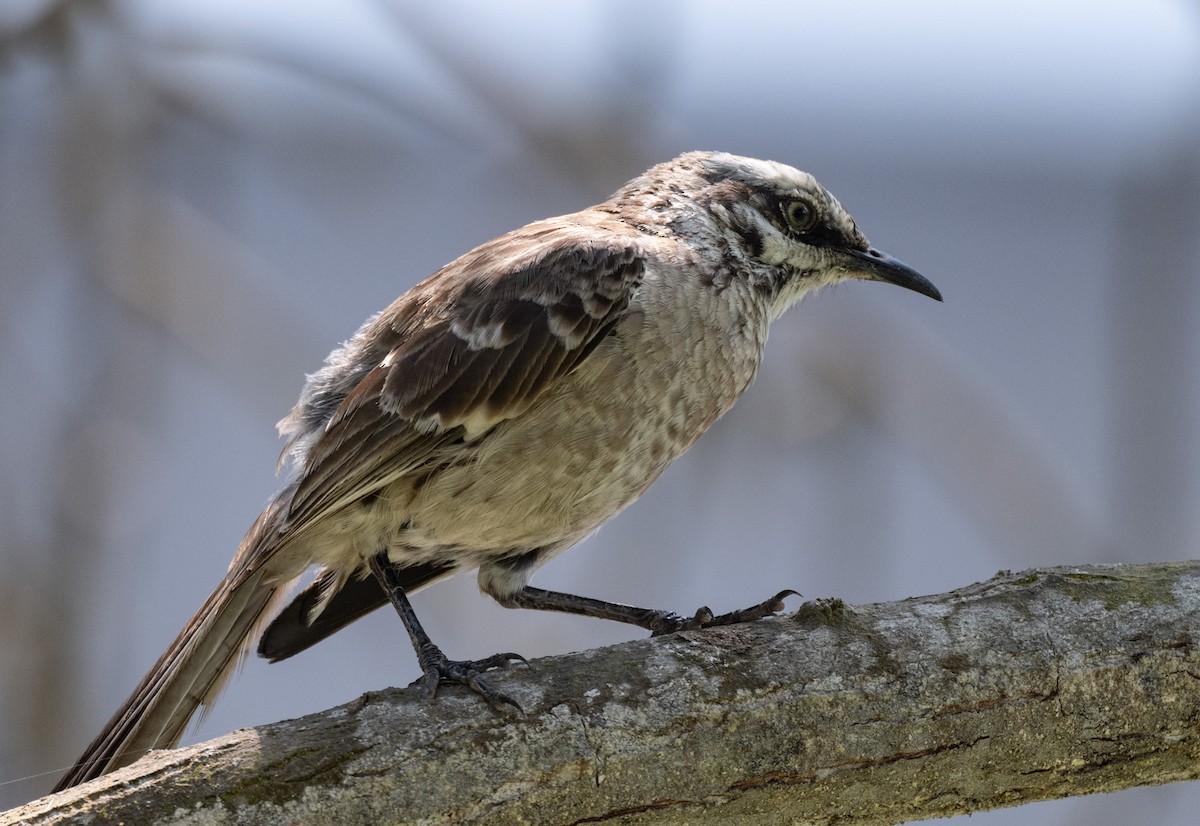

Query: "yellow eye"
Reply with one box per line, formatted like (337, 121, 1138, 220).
(783, 198, 817, 232)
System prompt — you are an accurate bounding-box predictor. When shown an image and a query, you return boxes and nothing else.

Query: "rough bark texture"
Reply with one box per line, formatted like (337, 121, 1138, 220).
(7, 561, 1200, 825)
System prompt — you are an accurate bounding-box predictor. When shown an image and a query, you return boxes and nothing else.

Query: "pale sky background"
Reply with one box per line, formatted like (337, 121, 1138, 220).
(2, 0, 1199, 821)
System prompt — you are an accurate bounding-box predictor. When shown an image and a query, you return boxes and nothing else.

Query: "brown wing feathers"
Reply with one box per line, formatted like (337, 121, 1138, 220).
(375, 242, 642, 428)
(283, 239, 641, 529)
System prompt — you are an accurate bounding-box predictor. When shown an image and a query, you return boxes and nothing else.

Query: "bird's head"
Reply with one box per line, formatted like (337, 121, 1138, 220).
(619, 151, 942, 318)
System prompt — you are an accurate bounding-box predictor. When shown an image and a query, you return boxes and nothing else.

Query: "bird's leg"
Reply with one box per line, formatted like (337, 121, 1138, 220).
(368, 552, 524, 711)
(497, 586, 798, 637)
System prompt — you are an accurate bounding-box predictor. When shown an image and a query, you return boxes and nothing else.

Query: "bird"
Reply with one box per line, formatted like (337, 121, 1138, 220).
(54, 151, 941, 791)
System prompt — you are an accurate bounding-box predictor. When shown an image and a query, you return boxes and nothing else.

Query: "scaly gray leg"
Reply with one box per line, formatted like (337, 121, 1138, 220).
(369, 552, 524, 711)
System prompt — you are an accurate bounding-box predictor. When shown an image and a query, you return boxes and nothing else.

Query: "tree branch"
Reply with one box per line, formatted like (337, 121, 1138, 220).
(8, 561, 1200, 825)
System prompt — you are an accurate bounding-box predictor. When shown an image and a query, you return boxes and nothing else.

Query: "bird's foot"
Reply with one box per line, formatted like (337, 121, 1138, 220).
(411, 647, 527, 712)
(649, 589, 799, 636)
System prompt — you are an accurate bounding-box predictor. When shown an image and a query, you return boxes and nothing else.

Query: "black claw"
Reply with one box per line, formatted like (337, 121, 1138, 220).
(688, 605, 714, 629)
(411, 650, 526, 712)
(648, 611, 688, 636)
(659, 589, 800, 634)
(466, 673, 525, 714)
(472, 651, 529, 671)
(768, 589, 801, 611)
(410, 670, 440, 697)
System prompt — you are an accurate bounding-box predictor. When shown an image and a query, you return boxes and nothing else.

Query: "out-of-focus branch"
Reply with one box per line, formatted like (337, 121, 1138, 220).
(8, 562, 1200, 825)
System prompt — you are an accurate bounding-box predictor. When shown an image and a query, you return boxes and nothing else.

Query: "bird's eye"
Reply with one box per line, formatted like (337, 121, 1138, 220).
(783, 198, 818, 232)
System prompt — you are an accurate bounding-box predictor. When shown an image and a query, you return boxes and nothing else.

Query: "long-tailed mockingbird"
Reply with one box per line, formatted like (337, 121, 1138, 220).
(56, 151, 941, 790)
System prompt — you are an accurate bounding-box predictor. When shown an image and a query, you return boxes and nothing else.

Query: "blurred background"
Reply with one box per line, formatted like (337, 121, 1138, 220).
(2, 0, 1199, 820)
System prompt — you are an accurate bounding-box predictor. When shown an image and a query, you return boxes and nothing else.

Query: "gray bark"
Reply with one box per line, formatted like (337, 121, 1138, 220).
(7, 561, 1200, 825)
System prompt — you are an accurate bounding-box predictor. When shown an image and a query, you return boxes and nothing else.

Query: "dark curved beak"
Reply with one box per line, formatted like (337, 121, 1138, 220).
(840, 247, 942, 302)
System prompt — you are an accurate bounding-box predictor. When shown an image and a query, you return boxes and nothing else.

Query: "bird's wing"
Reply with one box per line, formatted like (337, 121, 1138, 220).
(279, 227, 645, 539)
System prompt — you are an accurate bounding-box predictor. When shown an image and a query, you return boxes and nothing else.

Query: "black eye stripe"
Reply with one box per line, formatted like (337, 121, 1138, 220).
(775, 197, 854, 249)
(800, 221, 852, 249)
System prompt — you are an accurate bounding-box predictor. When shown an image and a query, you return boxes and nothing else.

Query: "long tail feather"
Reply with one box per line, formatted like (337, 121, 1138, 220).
(54, 508, 289, 791)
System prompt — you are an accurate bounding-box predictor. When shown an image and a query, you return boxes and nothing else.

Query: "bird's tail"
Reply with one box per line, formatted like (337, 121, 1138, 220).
(53, 507, 289, 792)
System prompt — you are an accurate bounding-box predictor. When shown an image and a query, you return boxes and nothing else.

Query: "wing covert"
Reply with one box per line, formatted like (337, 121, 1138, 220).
(280, 233, 644, 536)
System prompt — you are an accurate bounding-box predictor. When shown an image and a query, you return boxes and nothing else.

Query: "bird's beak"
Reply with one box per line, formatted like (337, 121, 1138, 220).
(839, 247, 942, 302)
